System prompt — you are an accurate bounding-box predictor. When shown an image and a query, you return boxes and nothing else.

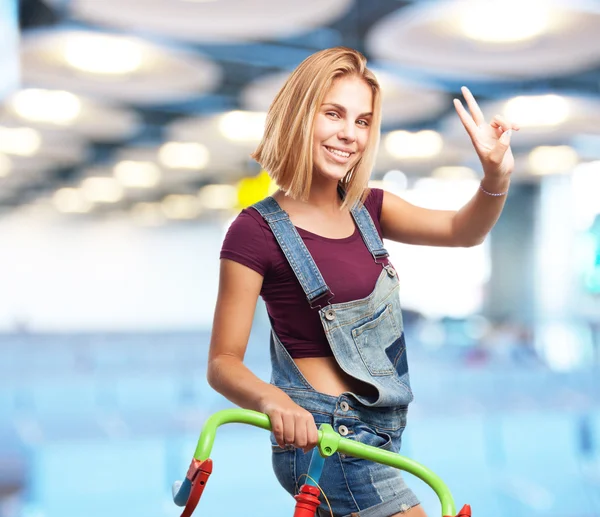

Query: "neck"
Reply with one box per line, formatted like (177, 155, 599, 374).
(303, 174, 342, 212)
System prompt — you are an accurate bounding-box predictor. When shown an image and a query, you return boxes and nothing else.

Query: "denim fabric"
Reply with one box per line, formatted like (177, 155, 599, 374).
(252, 196, 332, 307)
(252, 194, 419, 516)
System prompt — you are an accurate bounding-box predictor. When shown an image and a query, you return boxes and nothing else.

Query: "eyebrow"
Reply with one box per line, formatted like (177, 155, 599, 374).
(323, 103, 373, 118)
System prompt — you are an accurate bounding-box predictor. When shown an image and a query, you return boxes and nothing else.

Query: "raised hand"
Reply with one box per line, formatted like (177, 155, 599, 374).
(453, 86, 519, 181)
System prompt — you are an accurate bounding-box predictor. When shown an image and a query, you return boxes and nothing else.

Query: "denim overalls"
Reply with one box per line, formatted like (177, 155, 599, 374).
(251, 194, 419, 517)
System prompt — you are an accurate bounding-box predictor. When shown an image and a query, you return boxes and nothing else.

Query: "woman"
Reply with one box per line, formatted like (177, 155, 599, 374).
(208, 47, 518, 517)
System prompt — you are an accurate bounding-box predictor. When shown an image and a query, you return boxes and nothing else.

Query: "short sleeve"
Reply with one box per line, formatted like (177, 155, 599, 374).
(363, 187, 385, 238)
(220, 209, 270, 277)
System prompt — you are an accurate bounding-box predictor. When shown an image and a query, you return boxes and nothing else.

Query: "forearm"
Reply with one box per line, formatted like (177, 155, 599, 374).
(207, 355, 285, 412)
(452, 176, 511, 246)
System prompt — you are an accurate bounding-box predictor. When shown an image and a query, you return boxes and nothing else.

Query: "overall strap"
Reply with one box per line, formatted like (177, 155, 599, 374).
(340, 186, 389, 263)
(251, 197, 333, 309)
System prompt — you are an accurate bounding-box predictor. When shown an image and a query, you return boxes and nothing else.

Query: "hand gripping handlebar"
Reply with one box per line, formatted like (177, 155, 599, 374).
(172, 409, 471, 517)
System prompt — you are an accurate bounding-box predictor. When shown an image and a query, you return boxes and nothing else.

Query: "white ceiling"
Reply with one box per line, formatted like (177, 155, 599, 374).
(3, 0, 600, 220)
(45, 0, 354, 43)
(366, 0, 600, 80)
(21, 29, 222, 104)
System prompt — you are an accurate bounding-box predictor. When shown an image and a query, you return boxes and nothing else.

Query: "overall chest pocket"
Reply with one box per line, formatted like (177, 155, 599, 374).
(351, 304, 403, 377)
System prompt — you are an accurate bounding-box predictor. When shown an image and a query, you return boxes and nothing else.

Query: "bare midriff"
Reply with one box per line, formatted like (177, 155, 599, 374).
(294, 356, 378, 398)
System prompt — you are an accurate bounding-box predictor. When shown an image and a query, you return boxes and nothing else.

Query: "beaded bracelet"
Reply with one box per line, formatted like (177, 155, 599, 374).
(479, 182, 509, 197)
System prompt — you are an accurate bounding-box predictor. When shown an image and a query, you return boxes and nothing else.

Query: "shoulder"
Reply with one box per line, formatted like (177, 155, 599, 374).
(232, 206, 267, 228)
(223, 208, 268, 241)
(220, 207, 273, 276)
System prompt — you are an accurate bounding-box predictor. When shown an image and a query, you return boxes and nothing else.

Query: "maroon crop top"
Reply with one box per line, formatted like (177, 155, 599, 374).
(219, 188, 391, 358)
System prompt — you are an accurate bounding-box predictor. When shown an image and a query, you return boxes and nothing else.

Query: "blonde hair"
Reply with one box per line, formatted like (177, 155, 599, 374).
(251, 47, 381, 209)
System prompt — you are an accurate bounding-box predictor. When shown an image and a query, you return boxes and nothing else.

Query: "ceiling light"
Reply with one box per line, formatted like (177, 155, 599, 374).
(0, 127, 41, 156)
(219, 111, 267, 142)
(131, 202, 165, 226)
(459, 0, 550, 43)
(528, 145, 578, 175)
(432, 166, 477, 180)
(161, 195, 202, 219)
(0, 154, 11, 177)
(53, 188, 93, 213)
(114, 160, 161, 188)
(158, 142, 209, 169)
(12, 89, 81, 124)
(198, 184, 238, 210)
(81, 177, 124, 203)
(413, 178, 441, 192)
(504, 95, 569, 127)
(368, 180, 386, 190)
(384, 130, 443, 159)
(382, 169, 408, 191)
(64, 34, 143, 75)
(410, 177, 479, 209)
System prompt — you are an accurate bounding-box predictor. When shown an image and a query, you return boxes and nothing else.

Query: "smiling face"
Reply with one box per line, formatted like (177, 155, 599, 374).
(312, 75, 373, 183)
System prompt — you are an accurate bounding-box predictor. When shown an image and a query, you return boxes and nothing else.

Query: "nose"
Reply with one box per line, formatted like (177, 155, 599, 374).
(338, 120, 357, 143)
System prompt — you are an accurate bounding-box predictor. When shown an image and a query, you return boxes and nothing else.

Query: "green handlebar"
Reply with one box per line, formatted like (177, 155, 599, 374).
(192, 409, 456, 517)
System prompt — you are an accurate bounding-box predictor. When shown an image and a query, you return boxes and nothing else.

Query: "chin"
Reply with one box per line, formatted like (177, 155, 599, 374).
(314, 167, 349, 183)
(314, 160, 358, 183)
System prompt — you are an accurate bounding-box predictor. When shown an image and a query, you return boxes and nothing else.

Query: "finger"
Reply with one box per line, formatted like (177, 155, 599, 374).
(282, 413, 295, 447)
(271, 413, 285, 449)
(453, 98, 478, 142)
(491, 115, 520, 131)
(294, 416, 308, 449)
(302, 424, 319, 454)
(461, 86, 485, 126)
(307, 421, 319, 450)
(488, 129, 512, 163)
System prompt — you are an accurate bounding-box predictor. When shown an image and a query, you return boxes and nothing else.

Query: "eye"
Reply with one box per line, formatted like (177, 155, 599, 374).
(357, 119, 370, 127)
(326, 111, 340, 119)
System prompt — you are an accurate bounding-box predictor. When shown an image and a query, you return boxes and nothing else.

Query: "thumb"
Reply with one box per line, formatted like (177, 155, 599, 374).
(488, 129, 511, 163)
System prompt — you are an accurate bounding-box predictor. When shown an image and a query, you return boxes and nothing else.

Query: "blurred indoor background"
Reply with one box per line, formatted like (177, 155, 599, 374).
(1, 0, 599, 516)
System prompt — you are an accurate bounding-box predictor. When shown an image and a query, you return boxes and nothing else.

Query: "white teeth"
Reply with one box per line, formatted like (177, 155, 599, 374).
(326, 146, 350, 158)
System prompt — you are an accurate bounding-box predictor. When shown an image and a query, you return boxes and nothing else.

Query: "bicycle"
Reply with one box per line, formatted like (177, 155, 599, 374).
(172, 409, 471, 517)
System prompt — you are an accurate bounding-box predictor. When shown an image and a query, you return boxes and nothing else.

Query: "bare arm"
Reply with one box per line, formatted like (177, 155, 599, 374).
(380, 176, 509, 248)
(206, 258, 275, 410)
(207, 258, 318, 450)
(381, 86, 517, 248)
(451, 175, 510, 245)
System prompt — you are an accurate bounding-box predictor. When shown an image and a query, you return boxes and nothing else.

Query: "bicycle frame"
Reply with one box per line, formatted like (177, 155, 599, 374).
(172, 408, 471, 517)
